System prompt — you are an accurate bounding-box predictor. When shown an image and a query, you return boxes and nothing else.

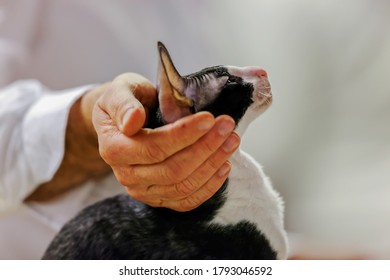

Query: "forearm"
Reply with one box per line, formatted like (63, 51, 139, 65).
(26, 84, 111, 202)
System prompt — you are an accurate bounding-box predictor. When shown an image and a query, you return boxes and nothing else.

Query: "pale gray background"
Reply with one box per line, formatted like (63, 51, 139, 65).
(1, 0, 389, 259)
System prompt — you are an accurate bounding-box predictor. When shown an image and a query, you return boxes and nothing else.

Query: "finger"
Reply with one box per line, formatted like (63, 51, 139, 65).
(99, 111, 217, 165)
(114, 73, 158, 134)
(96, 73, 156, 136)
(115, 73, 157, 111)
(128, 116, 237, 185)
(145, 133, 240, 200)
(158, 162, 232, 212)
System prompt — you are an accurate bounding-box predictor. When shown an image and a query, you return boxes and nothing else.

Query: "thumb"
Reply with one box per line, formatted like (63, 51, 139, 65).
(119, 98, 146, 136)
(95, 80, 147, 137)
(96, 73, 156, 137)
(114, 73, 156, 136)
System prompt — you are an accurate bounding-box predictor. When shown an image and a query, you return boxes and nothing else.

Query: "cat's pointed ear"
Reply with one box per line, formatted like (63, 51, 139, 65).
(157, 42, 193, 123)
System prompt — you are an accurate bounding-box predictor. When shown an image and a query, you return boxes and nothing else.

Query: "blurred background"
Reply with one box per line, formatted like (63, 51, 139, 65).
(1, 0, 389, 259)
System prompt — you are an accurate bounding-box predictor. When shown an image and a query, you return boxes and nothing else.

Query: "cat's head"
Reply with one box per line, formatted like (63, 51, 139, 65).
(156, 42, 272, 136)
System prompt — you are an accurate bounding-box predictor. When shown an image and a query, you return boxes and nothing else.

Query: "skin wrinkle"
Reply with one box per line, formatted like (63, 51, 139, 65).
(42, 42, 286, 260)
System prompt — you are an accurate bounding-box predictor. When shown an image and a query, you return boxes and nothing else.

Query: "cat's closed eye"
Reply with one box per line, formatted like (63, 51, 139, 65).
(224, 77, 241, 88)
(226, 78, 235, 85)
(42, 42, 287, 260)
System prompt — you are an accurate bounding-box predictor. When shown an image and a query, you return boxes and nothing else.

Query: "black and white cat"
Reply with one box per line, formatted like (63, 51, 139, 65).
(43, 42, 288, 260)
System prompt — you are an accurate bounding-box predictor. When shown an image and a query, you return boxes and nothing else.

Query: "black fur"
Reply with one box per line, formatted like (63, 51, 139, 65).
(42, 65, 277, 260)
(150, 66, 254, 128)
(43, 182, 276, 259)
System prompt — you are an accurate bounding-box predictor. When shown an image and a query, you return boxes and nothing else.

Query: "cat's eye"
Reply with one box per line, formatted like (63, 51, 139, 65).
(226, 78, 237, 86)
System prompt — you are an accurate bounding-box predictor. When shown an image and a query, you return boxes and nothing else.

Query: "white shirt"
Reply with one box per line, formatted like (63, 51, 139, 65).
(0, 0, 225, 259)
(1, 0, 390, 259)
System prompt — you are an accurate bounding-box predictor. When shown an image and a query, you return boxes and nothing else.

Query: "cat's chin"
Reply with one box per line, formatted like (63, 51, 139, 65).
(253, 93, 272, 111)
(249, 93, 271, 114)
(252, 77, 272, 111)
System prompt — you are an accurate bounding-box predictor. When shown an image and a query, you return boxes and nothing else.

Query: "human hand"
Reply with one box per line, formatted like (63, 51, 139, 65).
(91, 73, 240, 211)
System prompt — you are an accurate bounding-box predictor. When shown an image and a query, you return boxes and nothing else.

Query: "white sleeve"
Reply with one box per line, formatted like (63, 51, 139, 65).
(0, 80, 93, 210)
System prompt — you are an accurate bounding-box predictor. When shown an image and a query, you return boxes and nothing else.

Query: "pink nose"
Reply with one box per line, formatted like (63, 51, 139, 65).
(255, 68, 268, 78)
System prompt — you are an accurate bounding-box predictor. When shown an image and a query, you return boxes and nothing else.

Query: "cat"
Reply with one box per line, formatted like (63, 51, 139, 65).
(42, 42, 288, 260)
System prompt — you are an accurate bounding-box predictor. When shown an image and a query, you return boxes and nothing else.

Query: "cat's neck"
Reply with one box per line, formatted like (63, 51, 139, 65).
(230, 149, 256, 179)
(233, 107, 261, 139)
(228, 148, 269, 188)
(213, 148, 288, 259)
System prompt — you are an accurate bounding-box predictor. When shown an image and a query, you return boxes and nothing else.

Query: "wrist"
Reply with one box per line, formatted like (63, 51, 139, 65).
(67, 88, 112, 176)
(80, 83, 110, 142)
(26, 89, 111, 202)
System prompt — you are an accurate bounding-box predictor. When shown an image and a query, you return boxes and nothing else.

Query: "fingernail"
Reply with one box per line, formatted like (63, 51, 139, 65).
(197, 118, 215, 131)
(122, 108, 132, 123)
(218, 119, 235, 136)
(121, 106, 137, 130)
(222, 134, 240, 153)
(218, 162, 231, 177)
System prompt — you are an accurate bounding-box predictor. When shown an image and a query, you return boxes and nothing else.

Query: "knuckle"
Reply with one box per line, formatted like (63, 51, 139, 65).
(177, 181, 221, 212)
(113, 167, 136, 186)
(124, 184, 151, 203)
(174, 168, 189, 184)
(203, 140, 217, 154)
(179, 197, 201, 212)
(142, 142, 169, 163)
(160, 162, 187, 185)
(99, 143, 120, 163)
(205, 157, 221, 171)
(115, 173, 129, 186)
(174, 179, 197, 197)
(158, 166, 176, 184)
(203, 181, 220, 198)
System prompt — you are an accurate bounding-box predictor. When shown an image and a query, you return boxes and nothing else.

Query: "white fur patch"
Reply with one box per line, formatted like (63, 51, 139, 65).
(208, 65, 287, 258)
(210, 150, 288, 259)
